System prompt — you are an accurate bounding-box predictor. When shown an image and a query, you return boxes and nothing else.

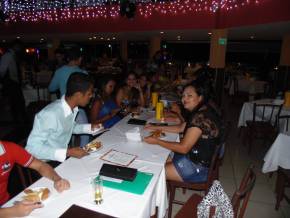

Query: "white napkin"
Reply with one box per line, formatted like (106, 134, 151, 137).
(125, 127, 142, 141)
(83, 124, 104, 135)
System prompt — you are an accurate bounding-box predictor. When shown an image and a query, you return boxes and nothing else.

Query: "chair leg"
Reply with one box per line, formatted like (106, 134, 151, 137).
(168, 184, 176, 218)
(275, 171, 285, 210)
(238, 127, 243, 137)
(247, 129, 253, 154)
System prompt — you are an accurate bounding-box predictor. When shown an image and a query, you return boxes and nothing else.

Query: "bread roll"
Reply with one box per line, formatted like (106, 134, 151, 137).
(40, 188, 50, 201)
(22, 187, 50, 202)
(23, 193, 40, 202)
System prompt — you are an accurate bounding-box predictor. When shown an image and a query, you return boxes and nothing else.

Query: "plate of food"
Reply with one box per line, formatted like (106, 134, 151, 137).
(22, 187, 50, 203)
(149, 130, 166, 138)
(84, 141, 102, 152)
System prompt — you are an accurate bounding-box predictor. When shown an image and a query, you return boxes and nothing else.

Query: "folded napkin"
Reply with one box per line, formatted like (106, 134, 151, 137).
(125, 127, 142, 141)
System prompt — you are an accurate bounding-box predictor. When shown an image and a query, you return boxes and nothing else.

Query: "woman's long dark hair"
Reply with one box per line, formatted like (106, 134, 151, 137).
(93, 76, 115, 104)
(183, 79, 213, 123)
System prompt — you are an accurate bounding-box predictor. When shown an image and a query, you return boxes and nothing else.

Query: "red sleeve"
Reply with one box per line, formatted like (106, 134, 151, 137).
(3, 141, 34, 167)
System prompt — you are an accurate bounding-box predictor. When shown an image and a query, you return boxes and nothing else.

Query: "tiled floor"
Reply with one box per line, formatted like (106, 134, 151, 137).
(171, 98, 290, 218)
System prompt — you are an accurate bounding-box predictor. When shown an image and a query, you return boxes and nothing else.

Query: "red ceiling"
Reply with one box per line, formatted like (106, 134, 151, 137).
(0, 0, 289, 35)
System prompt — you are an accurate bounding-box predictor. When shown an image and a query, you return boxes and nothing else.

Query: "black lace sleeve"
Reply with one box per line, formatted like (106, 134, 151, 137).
(187, 109, 219, 139)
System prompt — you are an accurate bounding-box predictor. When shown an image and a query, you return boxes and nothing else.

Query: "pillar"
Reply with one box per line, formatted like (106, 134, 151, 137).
(149, 36, 161, 59)
(120, 39, 128, 62)
(209, 29, 228, 105)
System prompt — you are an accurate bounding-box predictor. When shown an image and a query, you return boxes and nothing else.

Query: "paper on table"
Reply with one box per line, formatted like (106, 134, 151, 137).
(100, 149, 137, 166)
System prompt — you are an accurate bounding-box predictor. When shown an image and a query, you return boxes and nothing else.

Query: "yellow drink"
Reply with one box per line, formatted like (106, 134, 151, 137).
(151, 92, 158, 108)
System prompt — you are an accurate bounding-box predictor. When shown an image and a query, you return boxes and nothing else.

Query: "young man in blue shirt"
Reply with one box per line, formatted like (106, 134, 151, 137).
(26, 73, 100, 163)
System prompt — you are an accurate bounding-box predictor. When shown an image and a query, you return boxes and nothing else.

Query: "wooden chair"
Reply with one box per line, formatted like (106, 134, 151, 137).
(175, 165, 256, 218)
(245, 103, 282, 154)
(275, 167, 290, 210)
(217, 121, 232, 168)
(167, 144, 221, 218)
(277, 115, 290, 133)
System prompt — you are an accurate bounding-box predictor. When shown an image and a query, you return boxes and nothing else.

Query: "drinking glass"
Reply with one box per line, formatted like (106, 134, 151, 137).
(92, 175, 103, 204)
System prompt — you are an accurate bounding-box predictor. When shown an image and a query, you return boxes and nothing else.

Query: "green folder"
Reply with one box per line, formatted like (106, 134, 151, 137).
(103, 171, 153, 195)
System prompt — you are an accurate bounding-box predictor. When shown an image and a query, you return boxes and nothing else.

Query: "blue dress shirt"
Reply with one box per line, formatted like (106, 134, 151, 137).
(25, 97, 90, 162)
(48, 65, 87, 96)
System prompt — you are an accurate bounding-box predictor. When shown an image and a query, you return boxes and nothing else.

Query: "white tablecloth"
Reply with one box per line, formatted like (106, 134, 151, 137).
(23, 87, 57, 106)
(4, 111, 178, 218)
(238, 99, 290, 133)
(262, 133, 290, 173)
(229, 79, 267, 96)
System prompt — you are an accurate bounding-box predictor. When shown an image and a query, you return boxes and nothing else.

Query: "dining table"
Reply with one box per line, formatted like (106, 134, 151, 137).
(228, 77, 268, 98)
(3, 110, 179, 218)
(238, 99, 290, 133)
(262, 133, 290, 173)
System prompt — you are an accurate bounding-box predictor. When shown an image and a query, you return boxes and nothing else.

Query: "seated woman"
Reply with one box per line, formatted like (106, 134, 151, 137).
(90, 77, 121, 128)
(124, 73, 145, 107)
(144, 81, 221, 182)
(138, 74, 151, 107)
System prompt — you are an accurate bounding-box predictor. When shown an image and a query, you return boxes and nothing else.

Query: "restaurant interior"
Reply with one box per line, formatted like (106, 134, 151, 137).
(1, 0, 290, 217)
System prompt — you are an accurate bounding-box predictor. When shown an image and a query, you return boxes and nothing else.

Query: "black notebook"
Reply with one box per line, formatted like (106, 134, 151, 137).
(127, 118, 146, 125)
(99, 163, 137, 181)
(59, 204, 115, 218)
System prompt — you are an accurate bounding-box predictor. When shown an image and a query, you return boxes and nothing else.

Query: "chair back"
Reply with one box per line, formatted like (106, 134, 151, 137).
(231, 165, 256, 218)
(252, 103, 283, 124)
(277, 115, 290, 132)
(206, 144, 222, 193)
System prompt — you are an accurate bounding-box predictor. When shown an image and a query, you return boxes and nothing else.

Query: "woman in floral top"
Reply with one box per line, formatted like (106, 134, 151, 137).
(144, 80, 221, 182)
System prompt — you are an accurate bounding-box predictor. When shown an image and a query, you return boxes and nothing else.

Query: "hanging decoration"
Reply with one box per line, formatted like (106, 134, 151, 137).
(1, 0, 262, 23)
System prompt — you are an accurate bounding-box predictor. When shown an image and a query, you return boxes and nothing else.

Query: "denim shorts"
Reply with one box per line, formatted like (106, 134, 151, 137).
(172, 153, 208, 183)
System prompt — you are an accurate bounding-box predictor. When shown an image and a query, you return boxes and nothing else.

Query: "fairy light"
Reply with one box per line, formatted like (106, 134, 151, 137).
(3, 0, 262, 22)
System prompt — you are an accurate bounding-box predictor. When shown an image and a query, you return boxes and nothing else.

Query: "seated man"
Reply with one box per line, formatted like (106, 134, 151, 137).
(0, 140, 70, 217)
(26, 73, 100, 163)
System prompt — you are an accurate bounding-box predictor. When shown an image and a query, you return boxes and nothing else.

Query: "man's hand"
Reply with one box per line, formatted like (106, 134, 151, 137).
(67, 147, 89, 159)
(143, 136, 159, 145)
(54, 178, 70, 193)
(91, 123, 103, 131)
(13, 200, 43, 217)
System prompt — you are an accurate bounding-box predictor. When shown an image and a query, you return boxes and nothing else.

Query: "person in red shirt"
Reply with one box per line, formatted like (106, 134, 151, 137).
(0, 141, 70, 217)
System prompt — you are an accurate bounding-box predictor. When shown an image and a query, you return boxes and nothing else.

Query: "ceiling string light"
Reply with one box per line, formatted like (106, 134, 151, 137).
(1, 0, 261, 23)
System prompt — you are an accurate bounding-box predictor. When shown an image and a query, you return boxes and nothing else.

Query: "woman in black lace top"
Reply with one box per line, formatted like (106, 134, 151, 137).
(144, 81, 221, 182)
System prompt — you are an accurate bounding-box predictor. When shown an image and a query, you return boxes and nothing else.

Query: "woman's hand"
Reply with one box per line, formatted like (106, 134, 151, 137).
(144, 124, 159, 131)
(13, 200, 43, 217)
(111, 108, 121, 117)
(143, 136, 159, 145)
(170, 102, 181, 114)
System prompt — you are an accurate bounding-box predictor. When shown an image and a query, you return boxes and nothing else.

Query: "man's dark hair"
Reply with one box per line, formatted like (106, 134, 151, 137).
(65, 47, 82, 62)
(66, 72, 93, 97)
